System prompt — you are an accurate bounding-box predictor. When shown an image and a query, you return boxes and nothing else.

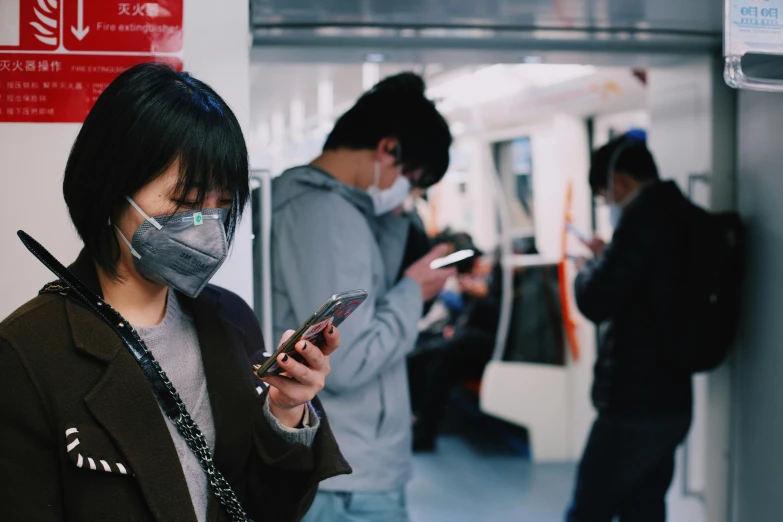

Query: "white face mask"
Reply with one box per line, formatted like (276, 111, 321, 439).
(608, 202, 622, 229)
(367, 161, 411, 216)
(606, 137, 645, 229)
(607, 173, 640, 229)
(608, 175, 623, 228)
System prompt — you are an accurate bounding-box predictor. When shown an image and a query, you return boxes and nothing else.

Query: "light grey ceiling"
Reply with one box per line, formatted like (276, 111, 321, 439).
(251, 0, 721, 33)
(250, 0, 723, 60)
(247, 62, 646, 155)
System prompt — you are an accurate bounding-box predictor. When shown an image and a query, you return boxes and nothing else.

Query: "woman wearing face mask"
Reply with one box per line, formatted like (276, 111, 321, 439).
(271, 73, 455, 521)
(0, 63, 350, 521)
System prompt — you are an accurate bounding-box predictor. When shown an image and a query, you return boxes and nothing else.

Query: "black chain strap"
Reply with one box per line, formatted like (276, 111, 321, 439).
(41, 282, 253, 522)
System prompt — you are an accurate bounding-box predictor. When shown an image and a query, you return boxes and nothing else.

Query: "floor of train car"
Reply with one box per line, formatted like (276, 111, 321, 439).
(408, 389, 703, 522)
(408, 389, 576, 522)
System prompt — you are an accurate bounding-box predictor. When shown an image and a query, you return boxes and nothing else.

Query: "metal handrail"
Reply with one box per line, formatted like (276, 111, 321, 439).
(681, 172, 711, 504)
(251, 169, 274, 342)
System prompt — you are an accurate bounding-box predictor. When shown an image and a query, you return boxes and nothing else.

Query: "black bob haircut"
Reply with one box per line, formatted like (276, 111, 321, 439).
(323, 72, 452, 189)
(63, 62, 249, 279)
(589, 133, 659, 194)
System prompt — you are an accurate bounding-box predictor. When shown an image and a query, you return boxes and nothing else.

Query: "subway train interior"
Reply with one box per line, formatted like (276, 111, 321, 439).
(0, 0, 781, 521)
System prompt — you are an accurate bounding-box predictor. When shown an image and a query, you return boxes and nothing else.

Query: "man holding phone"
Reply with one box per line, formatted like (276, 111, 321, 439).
(270, 72, 454, 522)
(566, 133, 693, 522)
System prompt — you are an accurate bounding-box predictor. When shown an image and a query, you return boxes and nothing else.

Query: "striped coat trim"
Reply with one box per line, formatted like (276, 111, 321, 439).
(65, 427, 131, 476)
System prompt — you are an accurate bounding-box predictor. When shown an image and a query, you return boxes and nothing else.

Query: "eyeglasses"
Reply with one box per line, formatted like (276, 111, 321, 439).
(409, 169, 445, 190)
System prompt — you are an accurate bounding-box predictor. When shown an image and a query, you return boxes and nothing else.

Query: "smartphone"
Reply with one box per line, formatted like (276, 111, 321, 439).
(430, 249, 475, 270)
(256, 289, 369, 376)
(566, 223, 591, 243)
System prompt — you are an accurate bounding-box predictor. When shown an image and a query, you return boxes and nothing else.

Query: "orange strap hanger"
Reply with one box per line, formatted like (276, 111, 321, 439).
(559, 179, 580, 362)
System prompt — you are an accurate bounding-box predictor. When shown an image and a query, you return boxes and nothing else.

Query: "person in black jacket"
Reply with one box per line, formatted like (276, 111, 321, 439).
(565, 133, 693, 522)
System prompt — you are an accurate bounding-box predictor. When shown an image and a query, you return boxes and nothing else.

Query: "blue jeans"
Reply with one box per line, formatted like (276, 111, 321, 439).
(302, 489, 410, 522)
(566, 410, 692, 522)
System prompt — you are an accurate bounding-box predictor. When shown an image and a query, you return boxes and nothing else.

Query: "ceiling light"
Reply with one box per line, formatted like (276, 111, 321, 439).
(426, 63, 596, 111)
(365, 53, 387, 63)
(362, 62, 380, 91)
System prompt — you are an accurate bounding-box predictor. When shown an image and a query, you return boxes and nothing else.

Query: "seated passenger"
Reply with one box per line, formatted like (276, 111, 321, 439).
(0, 63, 350, 521)
(407, 232, 502, 452)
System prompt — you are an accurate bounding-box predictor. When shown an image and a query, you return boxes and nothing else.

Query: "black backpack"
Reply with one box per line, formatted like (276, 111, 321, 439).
(672, 201, 745, 373)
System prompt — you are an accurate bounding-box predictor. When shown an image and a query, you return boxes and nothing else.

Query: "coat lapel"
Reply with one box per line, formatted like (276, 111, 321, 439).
(184, 294, 256, 491)
(66, 252, 198, 522)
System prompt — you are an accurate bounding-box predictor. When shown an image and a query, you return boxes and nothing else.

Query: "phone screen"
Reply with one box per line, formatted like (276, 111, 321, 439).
(257, 289, 369, 376)
(566, 223, 591, 243)
(430, 249, 475, 270)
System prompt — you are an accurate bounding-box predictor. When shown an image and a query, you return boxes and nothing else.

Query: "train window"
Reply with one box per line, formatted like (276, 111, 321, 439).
(493, 136, 535, 241)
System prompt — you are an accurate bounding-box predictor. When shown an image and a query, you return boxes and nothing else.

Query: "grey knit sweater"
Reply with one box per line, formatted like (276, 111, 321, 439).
(137, 291, 319, 522)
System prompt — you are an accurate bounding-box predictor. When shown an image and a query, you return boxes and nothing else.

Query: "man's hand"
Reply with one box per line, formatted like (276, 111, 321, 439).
(458, 275, 489, 298)
(405, 244, 457, 302)
(443, 325, 455, 340)
(582, 236, 607, 257)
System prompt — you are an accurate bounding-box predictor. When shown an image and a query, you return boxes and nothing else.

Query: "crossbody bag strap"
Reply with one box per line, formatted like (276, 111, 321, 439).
(19, 231, 253, 522)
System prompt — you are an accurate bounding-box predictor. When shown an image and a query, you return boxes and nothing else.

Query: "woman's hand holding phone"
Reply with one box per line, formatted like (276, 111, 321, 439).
(405, 244, 457, 302)
(253, 326, 341, 428)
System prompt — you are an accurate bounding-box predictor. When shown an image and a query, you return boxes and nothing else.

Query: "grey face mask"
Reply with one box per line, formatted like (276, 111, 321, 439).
(114, 196, 229, 298)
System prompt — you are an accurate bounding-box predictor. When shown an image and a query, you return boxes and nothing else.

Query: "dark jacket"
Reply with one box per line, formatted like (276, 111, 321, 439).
(575, 181, 692, 413)
(0, 250, 351, 521)
(397, 211, 433, 283)
(459, 263, 502, 335)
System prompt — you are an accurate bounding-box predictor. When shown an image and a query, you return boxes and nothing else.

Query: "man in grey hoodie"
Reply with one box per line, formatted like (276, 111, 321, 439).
(271, 72, 454, 521)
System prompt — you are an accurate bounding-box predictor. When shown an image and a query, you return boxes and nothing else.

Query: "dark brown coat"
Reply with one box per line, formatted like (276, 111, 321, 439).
(0, 251, 351, 521)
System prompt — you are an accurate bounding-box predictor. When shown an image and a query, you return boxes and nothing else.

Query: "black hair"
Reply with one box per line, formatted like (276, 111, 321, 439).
(63, 62, 249, 279)
(589, 133, 659, 193)
(323, 72, 452, 189)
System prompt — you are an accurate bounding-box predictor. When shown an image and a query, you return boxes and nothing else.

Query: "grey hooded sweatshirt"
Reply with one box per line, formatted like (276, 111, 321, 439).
(271, 166, 423, 492)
